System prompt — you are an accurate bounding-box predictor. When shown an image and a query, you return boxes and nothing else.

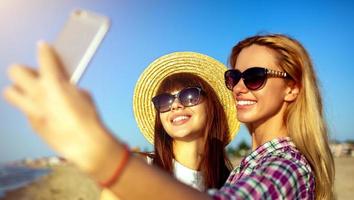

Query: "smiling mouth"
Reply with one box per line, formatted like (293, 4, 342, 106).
(171, 115, 191, 125)
(237, 100, 256, 106)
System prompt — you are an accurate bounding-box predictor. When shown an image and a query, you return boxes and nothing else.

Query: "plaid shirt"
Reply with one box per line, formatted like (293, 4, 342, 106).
(209, 137, 315, 199)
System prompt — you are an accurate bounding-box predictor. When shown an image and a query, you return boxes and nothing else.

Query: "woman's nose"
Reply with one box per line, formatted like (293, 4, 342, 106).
(170, 97, 184, 111)
(232, 79, 248, 97)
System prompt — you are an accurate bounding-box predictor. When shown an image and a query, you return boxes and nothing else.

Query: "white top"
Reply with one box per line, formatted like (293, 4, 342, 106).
(146, 157, 205, 191)
(173, 160, 205, 191)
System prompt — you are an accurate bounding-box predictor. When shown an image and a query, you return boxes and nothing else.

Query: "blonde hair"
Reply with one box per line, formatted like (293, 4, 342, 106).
(230, 34, 335, 199)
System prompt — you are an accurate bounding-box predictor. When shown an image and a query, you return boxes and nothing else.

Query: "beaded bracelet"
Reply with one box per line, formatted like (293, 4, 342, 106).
(99, 144, 130, 188)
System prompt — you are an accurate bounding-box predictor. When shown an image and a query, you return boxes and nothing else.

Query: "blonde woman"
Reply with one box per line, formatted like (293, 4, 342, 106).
(222, 34, 335, 199)
(5, 34, 334, 199)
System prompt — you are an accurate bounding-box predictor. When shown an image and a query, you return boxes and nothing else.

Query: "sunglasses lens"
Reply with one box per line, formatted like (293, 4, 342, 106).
(179, 87, 201, 107)
(152, 93, 174, 113)
(243, 68, 266, 90)
(152, 87, 203, 113)
(225, 70, 241, 90)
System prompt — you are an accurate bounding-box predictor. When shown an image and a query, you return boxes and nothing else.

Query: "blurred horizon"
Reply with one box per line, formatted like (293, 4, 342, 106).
(1, 0, 354, 163)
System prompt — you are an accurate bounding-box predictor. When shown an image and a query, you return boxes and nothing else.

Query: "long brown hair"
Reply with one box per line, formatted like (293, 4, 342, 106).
(229, 34, 335, 199)
(152, 73, 232, 189)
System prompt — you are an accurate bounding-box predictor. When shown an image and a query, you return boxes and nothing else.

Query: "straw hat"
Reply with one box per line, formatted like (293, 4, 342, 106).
(133, 52, 239, 144)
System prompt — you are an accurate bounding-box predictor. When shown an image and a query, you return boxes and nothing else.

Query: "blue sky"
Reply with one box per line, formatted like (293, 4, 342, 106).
(1, 0, 353, 162)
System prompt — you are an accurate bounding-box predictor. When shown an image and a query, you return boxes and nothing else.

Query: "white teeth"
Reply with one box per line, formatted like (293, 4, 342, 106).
(172, 115, 190, 123)
(237, 100, 256, 106)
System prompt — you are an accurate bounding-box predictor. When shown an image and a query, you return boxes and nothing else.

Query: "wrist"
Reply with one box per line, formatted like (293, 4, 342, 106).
(76, 124, 125, 182)
(99, 143, 130, 187)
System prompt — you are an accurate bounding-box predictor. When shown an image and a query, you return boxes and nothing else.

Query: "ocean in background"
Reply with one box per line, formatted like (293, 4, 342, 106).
(0, 165, 50, 198)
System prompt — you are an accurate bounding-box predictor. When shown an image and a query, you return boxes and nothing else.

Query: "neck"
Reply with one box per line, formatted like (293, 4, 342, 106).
(248, 104, 289, 150)
(173, 139, 204, 170)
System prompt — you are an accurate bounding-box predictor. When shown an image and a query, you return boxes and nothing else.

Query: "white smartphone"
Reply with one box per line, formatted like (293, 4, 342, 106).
(53, 9, 110, 84)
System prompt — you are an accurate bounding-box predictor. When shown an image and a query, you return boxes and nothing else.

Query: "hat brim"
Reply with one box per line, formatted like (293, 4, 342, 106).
(133, 52, 239, 144)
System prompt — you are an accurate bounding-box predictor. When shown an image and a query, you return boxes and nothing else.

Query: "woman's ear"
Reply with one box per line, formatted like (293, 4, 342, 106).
(284, 81, 299, 102)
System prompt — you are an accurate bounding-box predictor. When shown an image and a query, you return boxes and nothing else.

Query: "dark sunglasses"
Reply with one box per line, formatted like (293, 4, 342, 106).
(152, 87, 204, 113)
(224, 67, 288, 91)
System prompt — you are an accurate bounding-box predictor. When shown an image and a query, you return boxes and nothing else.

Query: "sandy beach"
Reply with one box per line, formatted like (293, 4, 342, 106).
(1, 164, 100, 200)
(333, 157, 354, 199)
(1, 157, 353, 199)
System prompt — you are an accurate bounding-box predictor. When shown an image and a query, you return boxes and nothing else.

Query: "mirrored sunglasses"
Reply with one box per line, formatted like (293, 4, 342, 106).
(152, 87, 204, 113)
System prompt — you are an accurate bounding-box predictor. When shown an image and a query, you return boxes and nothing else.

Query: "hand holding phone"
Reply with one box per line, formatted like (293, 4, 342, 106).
(53, 10, 110, 84)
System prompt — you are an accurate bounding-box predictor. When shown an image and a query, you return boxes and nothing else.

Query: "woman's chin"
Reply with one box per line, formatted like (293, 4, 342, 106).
(236, 114, 255, 124)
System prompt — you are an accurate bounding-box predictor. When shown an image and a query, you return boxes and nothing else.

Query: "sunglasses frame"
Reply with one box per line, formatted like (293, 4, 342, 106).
(224, 67, 288, 91)
(152, 86, 204, 113)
